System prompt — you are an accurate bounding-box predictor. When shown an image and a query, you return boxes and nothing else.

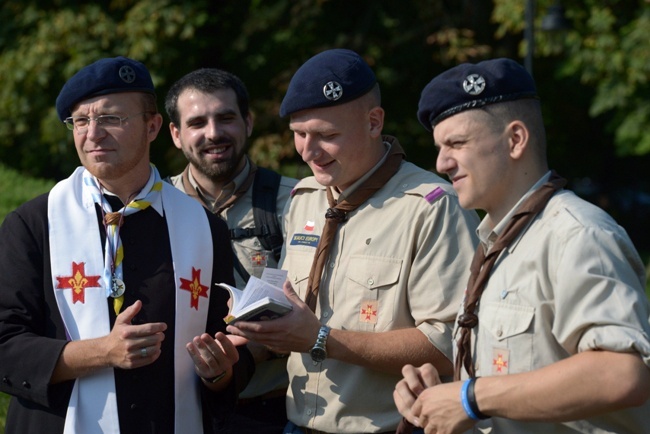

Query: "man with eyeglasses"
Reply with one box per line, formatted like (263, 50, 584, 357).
(0, 56, 253, 434)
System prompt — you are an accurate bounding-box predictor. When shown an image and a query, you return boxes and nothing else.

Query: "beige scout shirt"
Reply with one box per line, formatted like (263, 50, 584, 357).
(281, 158, 480, 433)
(170, 158, 298, 288)
(170, 158, 298, 399)
(463, 172, 650, 434)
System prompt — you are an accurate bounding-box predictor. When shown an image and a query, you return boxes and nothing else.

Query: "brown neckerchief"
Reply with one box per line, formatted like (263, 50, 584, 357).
(454, 171, 566, 380)
(180, 162, 257, 216)
(396, 171, 566, 434)
(304, 136, 405, 312)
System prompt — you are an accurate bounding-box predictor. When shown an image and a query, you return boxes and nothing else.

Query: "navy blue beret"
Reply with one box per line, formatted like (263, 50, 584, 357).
(417, 58, 538, 132)
(56, 56, 155, 121)
(279, 48, 377, 117)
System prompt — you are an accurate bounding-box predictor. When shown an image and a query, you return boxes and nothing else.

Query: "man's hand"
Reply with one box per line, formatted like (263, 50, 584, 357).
(186, 331, 241, 389)
(395, 363, 477, 433)
(51, 300, 167, 383)
(105, 300, 167, 369)
(394, 363, 441, 427)
(411, 381, 477, 434)
(226, 281, 321, 354)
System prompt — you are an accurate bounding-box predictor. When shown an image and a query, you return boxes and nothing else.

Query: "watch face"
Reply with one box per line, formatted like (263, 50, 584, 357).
(310, 347, 327, 362)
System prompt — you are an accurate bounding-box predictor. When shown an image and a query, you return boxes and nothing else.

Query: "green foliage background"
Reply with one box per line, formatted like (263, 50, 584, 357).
(0, 163, 55, 432)
(1, 1, 649, 174)
(1, 0, 649, 248)
(1, 0, 650, 430)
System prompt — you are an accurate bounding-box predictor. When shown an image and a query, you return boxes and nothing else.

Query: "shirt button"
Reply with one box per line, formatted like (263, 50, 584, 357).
(323, 312, 329, 318)
(22, 381, 31, 389)
(307, 409, 312, 415)
(130, 403, 138, 410)
(329, 262, 335, 268)
(2, 376, 10, 385)
(367, 278, 374, 286)
(496, 329, 503, 337)
(402, 183, 409, 188)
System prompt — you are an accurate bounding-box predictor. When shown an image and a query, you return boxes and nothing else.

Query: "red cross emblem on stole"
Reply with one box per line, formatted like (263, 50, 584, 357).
(56, 262, 102, 304)
(179, 267, 209, 310)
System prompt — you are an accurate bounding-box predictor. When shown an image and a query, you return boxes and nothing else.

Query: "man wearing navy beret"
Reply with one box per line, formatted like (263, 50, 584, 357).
(227, 48, 480, 433)
(394, 58, 650, 433)
(0, 56, 253, 433)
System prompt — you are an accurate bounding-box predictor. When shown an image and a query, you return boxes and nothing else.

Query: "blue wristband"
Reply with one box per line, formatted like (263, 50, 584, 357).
(461, 378, 482, 421)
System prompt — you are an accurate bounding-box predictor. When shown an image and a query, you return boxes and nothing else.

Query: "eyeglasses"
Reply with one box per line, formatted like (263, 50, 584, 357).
(63, 112, 151, 132)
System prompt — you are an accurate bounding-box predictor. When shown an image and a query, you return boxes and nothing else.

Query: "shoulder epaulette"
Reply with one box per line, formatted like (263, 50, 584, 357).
(291, 177, 324, 197)
(402, 182, 450, 205)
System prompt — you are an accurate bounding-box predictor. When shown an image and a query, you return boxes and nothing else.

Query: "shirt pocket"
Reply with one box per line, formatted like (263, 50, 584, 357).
(478, 301, 535, 374)
(284, 251, 313, 300)
(344, 255, 403, 332)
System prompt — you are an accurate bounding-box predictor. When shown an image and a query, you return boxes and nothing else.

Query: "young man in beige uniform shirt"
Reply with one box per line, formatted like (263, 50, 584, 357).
(394, 58, 650, 434)
(165, 68, 297, 433)
(227, 49, 480, 434)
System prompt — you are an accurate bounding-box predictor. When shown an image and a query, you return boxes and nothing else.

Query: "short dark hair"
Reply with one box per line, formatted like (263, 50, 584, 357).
(475, 99, 548, 162)
(164, 68, 249, 126)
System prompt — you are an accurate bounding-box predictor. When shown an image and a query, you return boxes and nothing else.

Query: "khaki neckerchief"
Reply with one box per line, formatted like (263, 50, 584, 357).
(304, 136, 405, 312)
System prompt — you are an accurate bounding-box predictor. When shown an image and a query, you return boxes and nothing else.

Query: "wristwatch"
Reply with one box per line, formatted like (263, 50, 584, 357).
(309, 325, 331, 363)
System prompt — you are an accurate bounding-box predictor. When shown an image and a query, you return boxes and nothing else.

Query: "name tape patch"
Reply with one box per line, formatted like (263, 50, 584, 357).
(290, 233, 320, 247)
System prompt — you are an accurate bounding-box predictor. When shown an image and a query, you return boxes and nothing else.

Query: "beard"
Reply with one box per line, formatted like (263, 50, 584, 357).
(183, 136, 250, 183)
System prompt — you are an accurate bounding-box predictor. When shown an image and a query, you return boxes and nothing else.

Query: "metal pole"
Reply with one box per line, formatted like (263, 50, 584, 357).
(525, 0, 535, 76)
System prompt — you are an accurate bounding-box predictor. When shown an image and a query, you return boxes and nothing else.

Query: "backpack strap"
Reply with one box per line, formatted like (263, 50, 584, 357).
(229, 167, 284, 262)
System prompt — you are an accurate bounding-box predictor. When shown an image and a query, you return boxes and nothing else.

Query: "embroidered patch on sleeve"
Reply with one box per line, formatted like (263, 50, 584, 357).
(359, 300, 378, 324)
(492, 348, 510, 375)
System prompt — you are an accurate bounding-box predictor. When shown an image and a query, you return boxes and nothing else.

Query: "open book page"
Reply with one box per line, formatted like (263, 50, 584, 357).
(217, 268, 292, 324)
(260, 267, 288, 288)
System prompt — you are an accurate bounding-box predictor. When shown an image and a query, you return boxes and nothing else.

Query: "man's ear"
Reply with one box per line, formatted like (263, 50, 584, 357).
(245, 112, 254, 138)
(368, 106, 384, 139)
(508, 120, 529, 160)
(147, 113, 164, 142)
(169, 122, 182, 150)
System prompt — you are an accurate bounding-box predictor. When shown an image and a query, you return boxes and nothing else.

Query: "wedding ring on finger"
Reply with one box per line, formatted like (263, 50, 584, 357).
(140, 347, 148, 358)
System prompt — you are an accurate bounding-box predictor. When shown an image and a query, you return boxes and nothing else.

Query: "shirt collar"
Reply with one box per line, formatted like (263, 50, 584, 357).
(477, 170, 552, 251)
(187, 157, 250, 210)
(101, 165, 165, 217)
(335, 141, 391, 202)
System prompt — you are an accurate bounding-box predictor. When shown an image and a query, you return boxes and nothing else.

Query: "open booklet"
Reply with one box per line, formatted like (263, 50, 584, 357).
(216, 268, 292, 324)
